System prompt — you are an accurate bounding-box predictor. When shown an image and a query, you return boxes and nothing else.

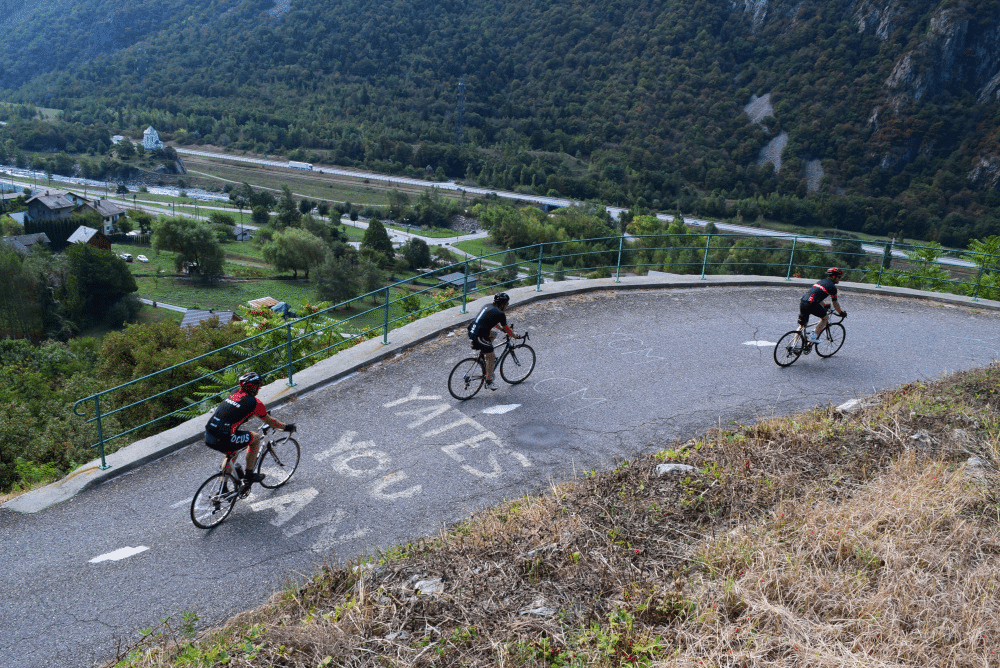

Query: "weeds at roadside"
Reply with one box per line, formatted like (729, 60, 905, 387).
(108, 364, 1000, 667)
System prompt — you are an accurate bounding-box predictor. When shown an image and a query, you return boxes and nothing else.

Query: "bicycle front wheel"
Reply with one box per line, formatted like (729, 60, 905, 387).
(191, 472, 240, 529)
(815, 323, 846, 358)
(773, 330, 804, 367)
(499, 344, 536, 384)
(448, 357, 486, 400)
(258, 435, 300, 489)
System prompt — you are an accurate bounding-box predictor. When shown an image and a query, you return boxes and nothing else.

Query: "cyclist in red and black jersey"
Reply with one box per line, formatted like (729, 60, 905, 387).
(204, 371, 295, 484)
(799, 268, 848, 342)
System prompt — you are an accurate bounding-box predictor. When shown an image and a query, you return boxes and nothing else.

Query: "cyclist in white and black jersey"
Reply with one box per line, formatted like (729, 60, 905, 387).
(467, 293, 519, 390)
(799, 267, 848, 342)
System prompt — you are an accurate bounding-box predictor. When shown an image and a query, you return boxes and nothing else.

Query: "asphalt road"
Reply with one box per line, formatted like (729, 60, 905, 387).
(3, 287, 999, 668)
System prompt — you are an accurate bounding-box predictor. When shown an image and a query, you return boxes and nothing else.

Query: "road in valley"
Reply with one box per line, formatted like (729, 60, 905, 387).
(1, 154, 975, 270)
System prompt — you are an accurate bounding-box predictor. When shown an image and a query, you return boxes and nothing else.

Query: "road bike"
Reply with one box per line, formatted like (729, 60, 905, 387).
(190, 424, 301, 529)
(773, 311, 847, 367)
(448, 331, 536, 400)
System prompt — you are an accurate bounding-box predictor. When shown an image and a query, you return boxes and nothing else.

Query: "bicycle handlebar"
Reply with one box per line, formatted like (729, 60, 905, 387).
(827, 310, 847, 323)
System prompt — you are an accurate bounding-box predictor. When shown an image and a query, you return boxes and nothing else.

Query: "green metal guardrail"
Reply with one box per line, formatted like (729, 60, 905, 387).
(74, 230, 1000, 468)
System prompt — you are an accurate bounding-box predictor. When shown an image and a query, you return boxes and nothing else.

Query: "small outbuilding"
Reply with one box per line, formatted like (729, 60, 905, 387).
(180, 309, 242, 329)
(67, 225, 112, 251)
(247, 296, 280, 309)
(437, 271, 476, 291)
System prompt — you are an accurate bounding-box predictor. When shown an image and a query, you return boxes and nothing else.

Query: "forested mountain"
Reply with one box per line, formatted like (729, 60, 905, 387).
(3, 0, 1000, 244)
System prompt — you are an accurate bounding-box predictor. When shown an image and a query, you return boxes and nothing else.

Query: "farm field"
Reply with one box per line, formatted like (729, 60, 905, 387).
(179, 152, 464, 210)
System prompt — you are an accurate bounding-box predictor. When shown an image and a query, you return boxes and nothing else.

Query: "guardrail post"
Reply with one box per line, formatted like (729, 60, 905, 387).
(383, 287, 391, 344)
(700, 235, 711, 280)
(785, 237, 797, 280)
(461, 259, 469, 313)
(93, 396, 110, 470)
(972, 262, 985, 301)
(536, 244, 544, 291)
(285, 323, 296, 386)
(877, 242, 889, 287)
(615, 236, 624, 282)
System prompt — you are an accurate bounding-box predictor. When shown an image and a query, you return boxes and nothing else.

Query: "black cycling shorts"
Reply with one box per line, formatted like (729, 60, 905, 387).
(204, 430, 253, 454)
(471, 335, 495, 354)
(798, 299, 829, 326)
(472, 337, 493, 355)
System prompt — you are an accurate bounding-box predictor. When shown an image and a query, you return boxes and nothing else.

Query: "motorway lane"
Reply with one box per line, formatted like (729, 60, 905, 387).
(2, 287, 999, 668)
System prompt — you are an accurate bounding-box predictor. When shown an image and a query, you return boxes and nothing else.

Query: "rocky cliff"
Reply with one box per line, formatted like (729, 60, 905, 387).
(740, 0, 1000, 104)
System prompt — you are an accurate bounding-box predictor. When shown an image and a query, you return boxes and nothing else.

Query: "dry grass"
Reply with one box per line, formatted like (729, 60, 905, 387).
(110, 365, 1000, 667)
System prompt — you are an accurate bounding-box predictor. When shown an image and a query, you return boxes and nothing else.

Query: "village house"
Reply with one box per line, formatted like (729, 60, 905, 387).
(1, 232, 50, 256)
(23, 189, 127, 235)
(75, 197, 127, 233)
(25, 191, 76, 222)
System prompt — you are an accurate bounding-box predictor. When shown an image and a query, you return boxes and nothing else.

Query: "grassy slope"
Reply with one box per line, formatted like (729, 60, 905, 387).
(111, 364, 1000, 667)
(109, 240, 453, 337)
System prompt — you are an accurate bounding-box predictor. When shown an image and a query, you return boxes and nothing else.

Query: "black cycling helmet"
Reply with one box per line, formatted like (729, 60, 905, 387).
(238, 370, 262, 396)
(826, 267, 843, 278)
(493, 292, 510, 306)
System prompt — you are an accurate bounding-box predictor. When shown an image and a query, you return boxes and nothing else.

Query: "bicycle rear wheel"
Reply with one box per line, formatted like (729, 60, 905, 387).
(499, 344, 536, 384)
(448, 357, 486, 400)
(257, 435, 300, 489)
(773, 330, 804, 367)
(191, 472, 240, 529)
(815, 323, 846, 358)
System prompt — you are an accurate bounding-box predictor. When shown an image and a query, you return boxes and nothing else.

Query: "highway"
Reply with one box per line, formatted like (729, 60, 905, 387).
(2, 285, 999, 668)
(0, 155, 978, 270)
(171, 149, 977, 268)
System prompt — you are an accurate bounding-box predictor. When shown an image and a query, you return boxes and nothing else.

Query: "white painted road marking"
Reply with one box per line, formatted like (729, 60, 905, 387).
(315, 431, 423, 498)
(383, 386, 441, 408)
(482, 404, 520, 414)
(89, 546, 149, 563)
(250, 488, 319, 527)
(744, 340, 776, 346)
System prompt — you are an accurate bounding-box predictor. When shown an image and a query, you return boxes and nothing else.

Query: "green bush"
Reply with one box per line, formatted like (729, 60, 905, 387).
(14, 457, 60, 489)
(0, 339, 112, 492)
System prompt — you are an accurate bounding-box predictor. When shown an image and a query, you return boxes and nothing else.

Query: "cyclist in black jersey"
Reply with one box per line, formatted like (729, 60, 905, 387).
(800, 267, 848, 342)
(467, 292, 519, 390)
(204, 371, 296, 484)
